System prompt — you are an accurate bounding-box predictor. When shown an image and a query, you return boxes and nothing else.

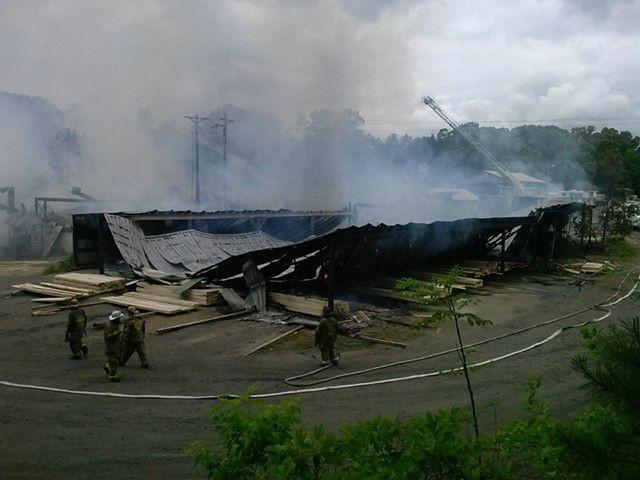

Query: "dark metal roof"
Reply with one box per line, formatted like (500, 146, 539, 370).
(193, 214, 540, 281)
(106, 208, 354, 221)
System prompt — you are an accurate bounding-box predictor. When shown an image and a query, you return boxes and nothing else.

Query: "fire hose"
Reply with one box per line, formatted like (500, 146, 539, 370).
(283, 271, 633, 387)
(0, 272, 637, 400)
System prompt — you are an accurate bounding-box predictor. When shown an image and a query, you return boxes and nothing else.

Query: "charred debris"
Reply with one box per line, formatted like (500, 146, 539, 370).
(64, 203, 582, 316)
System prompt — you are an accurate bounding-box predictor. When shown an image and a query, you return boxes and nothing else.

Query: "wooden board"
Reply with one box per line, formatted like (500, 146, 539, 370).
(122, 291, 200, 309)
(100, 296, 191, 315)
(268, 292, 349, 317)
(54, 273, 126, 290)
(31, 297, 72, 303)
(156, 308, 256, 334)
(13, 283, 82, 298)
(40, 282, 95, 294)
(244, 326, 305, 356)
(138, 283, 221, 306)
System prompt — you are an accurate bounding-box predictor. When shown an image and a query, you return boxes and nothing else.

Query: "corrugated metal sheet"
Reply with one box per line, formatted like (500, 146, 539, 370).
(104, 214, 289, 275)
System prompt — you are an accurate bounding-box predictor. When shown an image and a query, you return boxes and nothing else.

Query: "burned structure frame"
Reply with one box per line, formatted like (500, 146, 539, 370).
(71, 207, 356, 272)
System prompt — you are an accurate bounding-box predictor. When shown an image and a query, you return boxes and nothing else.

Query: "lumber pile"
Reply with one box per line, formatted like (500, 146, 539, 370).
(268, 292, 350, 318)
(137, 283, 221, 306)
(351, 310, 372, 324)
(424, 260, 527, 279)
(54, 273, 126, 291)
(14, 272, 126, 300)
(562, 261, 614, 276)
(100, 294, 194, 315)
(13, 283, 88, 299)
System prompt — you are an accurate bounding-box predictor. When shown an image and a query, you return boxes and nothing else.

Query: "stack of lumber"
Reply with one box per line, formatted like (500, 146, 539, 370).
(562, 261, 614, 276)
(268, 292, 350, 318)
(425, 260, 527, 279)
(14, 273, 128, 303)
(13, 282, 94, 301)
(407, 271, 483, 290)
(100, 293, 196, 315)
(54, 273, 126, 291)
(137, 283, 221, 306)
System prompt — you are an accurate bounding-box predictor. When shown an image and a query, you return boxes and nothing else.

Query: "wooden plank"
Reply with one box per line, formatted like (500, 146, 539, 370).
(40, 282, 95, 293)
(54, 273, 126, 290)
(138, 283, 222, 306)
(351, 310, 371, 323)
(123, 291, 199, 309)
(156, 308, 256, 334)
(31, 300, 108, 316)
(244, 325, 305, 356)
(100, 296, 191, 315)
(31, 297, 72, 303)
(268, 292, 349, 317)
(183, 288, 221, 306)
(348, 334, 407, 348)
(13, 283, 82, 298)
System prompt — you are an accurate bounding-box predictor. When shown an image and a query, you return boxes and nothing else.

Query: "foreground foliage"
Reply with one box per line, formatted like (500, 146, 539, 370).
(192, 319, 640, 480)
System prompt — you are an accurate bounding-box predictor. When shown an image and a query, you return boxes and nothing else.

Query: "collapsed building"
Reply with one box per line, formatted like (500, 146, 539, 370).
(69, 203, 582, 308)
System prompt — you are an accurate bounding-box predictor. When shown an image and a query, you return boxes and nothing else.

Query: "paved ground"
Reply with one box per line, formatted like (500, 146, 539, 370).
(1, 257, 638, 479)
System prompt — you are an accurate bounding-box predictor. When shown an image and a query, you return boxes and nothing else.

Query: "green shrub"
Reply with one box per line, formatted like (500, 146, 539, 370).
(42, 256, 74, 275)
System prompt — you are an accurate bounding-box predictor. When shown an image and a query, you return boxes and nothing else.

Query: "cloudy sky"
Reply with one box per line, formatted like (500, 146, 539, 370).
(1, 0, 638, 137)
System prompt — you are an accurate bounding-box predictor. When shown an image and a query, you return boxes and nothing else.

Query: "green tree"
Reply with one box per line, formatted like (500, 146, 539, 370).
(396, 267, 491, 443)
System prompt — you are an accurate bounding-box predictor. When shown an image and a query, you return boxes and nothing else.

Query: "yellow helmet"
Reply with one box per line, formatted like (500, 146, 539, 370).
(127, 305, 138, 313)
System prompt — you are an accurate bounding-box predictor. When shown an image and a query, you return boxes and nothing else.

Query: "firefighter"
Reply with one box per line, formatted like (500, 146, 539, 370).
(65, 298, 88, 359)
(103, 310, 123, 382)
(315, 307, 340, 366)
(120, 305, 149, 369)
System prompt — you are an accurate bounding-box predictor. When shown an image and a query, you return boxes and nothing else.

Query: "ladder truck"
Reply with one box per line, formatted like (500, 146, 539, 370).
(422, 96, 526, 195)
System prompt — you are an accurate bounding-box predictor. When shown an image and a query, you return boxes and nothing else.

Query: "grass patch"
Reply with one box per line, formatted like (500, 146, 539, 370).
(42, 256, 74, 275)
(605, 238, 638, 263)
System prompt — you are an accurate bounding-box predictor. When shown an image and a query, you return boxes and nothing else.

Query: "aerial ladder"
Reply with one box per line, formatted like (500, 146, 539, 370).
(422, 96, 526, 194)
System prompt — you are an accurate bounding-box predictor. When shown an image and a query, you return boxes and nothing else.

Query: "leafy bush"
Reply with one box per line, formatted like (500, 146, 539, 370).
(191, 317, 640, 480)
(42, 256, 74, 274)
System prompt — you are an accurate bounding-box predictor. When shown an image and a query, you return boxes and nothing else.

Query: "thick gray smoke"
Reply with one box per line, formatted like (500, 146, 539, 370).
(0, 0, 416, 211)
(1, 0, 633, 222)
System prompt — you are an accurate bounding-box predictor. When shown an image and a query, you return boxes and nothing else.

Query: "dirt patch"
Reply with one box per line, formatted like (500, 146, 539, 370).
(0, 259, 62, 277)
(1, 258, 639, 479)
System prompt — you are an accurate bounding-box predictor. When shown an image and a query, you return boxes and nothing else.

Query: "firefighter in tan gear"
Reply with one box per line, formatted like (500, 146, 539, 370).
(103, 310, 123, 382)
(65, 298, 88, 359)
(120, 305, 149, 369)
(315, 307, 340, 366)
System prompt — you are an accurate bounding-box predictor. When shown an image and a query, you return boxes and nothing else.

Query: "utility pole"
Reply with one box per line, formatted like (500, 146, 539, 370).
(184, 114, 209, 203)
(211, 112, 235, 205)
